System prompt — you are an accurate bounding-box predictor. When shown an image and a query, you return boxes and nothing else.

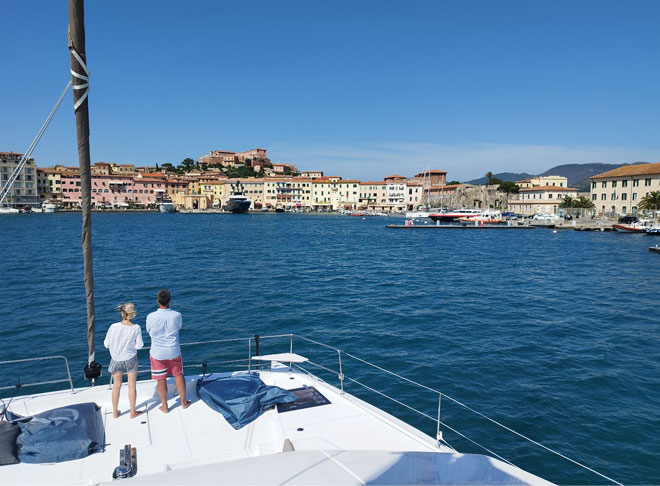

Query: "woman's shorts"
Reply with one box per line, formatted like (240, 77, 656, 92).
(108, 355, 139, 374)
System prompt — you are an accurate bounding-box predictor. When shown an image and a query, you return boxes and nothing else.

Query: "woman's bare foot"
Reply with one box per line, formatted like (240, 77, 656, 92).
(181, 399, 191, 409)
(113, 409, 121, 418)
(130, 410, 143, 419)
(159, 404, 169, 413)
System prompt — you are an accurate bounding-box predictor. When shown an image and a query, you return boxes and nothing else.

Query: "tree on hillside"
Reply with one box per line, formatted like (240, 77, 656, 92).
(485, 171, 493, 184)
(638, 191, 660, 211)
(498, 181, 520, 194)
(447, 180, 461, 185)
(178, 158, 197, 172)
(224, 166, 259, 179)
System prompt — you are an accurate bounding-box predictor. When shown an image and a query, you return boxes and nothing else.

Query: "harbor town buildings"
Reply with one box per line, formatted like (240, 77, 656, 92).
(4, 145, 659, 216)
(508, 176, 578, 216)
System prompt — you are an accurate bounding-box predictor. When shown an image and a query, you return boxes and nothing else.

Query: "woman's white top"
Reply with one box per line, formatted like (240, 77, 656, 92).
(103, 322, 144, 362)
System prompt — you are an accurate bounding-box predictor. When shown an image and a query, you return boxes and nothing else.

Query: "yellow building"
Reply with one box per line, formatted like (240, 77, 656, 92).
(511, 186, 578, 215)
(518, 175, 568, 188)
(590, 162, 660, 216)
(37, 168, 64, 203)
(263, 178, 313, 210)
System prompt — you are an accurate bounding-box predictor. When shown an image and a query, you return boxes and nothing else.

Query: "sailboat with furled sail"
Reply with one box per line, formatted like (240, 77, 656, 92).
(0, 3, 622, 485)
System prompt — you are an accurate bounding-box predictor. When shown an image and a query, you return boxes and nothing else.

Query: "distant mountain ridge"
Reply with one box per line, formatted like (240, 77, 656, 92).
(466, 162, 651, 192)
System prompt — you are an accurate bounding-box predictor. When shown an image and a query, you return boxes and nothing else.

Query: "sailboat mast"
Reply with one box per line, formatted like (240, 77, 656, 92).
(68, 0, 99, 381)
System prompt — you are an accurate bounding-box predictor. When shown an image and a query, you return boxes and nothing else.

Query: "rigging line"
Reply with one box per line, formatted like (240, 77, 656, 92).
(0, 80, 72, 206)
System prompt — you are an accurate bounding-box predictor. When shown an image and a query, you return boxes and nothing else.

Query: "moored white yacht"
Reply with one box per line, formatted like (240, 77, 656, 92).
(43, 200, 58, 213)
(428, 209, 481, 223)
(458, 209, 504, 225)
(158, 199, 176, 213)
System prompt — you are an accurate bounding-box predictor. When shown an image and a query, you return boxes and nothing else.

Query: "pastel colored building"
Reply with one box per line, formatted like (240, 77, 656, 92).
(405, 182, 423, 210)
(37, 168, 64, 203)
(510, 186, 578, 215)
(386, 181, 406, 212)
(61, 173, 168, 207)
(1, 151, 39, 206)
(518, 175, 567, 189)
(589, 162, 660, 216)
(301, 171, 323, 179)
(359, 182, 386, 210)
(263, 178, 313, 210)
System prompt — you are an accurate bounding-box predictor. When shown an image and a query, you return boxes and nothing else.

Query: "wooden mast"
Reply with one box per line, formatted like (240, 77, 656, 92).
(68, 0, 100, 382)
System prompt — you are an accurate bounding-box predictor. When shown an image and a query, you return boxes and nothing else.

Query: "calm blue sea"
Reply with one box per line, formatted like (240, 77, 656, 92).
(1, 212, 658, 484)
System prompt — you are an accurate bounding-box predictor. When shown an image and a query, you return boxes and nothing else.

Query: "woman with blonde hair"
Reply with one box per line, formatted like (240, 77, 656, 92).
(103, 303, 144, 418)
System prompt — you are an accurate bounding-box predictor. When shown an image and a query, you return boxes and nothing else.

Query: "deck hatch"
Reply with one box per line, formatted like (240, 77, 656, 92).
(277, 386, 331, 413)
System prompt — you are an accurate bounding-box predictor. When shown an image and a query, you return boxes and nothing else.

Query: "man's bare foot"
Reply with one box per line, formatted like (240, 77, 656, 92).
(159, 404, 169, 413)
(181, 399, 191, 409)
(130, 410, 143, 419)
(113, 409, 121, 418)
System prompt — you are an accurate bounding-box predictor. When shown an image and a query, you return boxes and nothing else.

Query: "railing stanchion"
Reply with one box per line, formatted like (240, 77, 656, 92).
(338, 350, 344, 394)
(436, 393, 442, 446)
(248, 338, 252, 373)
(289, 334, 293, 354)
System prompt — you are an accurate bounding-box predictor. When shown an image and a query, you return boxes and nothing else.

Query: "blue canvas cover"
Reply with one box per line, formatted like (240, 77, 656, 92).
(16, 402, 101, 463)
(197, 373, 297, 429)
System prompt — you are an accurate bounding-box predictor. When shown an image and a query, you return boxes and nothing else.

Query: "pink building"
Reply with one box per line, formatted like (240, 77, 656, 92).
(61, 173, 169, 207)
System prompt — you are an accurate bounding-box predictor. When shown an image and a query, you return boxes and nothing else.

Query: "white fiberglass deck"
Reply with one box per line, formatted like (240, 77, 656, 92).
(1, 363, 551, 485)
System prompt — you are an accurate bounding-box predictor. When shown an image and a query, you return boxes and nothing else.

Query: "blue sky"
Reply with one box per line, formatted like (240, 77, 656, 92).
(1, 0, 659, 181)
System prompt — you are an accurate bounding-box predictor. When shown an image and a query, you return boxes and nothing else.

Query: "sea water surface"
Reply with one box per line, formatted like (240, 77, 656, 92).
(0, 212, 658, 484)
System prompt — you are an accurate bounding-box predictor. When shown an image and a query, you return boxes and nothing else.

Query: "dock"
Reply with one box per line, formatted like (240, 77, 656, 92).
(386, 224, 536, 230)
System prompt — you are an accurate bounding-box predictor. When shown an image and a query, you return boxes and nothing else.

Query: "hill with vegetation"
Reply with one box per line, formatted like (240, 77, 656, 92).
(467, 162, 651, 192)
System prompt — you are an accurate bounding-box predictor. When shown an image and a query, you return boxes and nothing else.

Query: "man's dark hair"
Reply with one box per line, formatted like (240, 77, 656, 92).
(157, 289, 171, 307)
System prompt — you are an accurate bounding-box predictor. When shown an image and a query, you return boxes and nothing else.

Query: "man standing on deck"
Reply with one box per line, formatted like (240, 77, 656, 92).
(146, 289, 191, 413)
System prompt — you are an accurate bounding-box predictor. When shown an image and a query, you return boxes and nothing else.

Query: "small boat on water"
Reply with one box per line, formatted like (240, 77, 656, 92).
(458, 210, 505, 225)
(0, 207, 19, 214)
(612, 219, 654, 233)
(646, 228, 660, 235)
(650, 245, 660, 253)
(158, 198, 176, 213)
(42, 200, 57, 213)
(429, 208, 481, 223)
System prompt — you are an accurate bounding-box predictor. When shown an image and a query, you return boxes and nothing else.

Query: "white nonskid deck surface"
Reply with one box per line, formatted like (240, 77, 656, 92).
(1, 366, 452, 485)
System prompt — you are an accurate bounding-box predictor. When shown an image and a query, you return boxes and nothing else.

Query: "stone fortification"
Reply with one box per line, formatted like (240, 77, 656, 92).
(437, 184, 509, 210)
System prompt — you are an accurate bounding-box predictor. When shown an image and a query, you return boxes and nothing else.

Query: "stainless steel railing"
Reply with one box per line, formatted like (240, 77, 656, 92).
(0, 356, 74, 393)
